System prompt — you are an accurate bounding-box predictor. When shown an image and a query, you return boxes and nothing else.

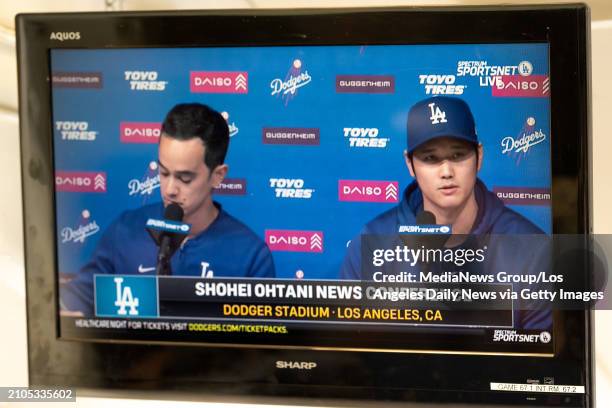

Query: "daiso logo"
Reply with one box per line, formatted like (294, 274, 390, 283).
(120, 122, 162, 143)
(55, 171, 107, 193)
(265, 230, 323, 253)
(338, 180, 399, 203)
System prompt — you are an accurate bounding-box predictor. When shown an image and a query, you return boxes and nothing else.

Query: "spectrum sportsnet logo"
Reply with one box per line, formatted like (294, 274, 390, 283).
(418, 74, 466, 95)
(344, 127, 389, 148)
(128, 162, 160, 197)
(338, 180, 398, 203)
(55, 171, 106, 193)
(457, 60, 527, 87)
(399, 225, 451, 234)
(120, 122, 161, 143)
(270, 59, 312, 105)
(220, 112, 239, 137)
(124, 71, 167, 91)
(501, 117, 547, 164)
(60, 209, 100, 244)
(190, 71, 248, 93)
(492, 330, 552, 344)
(270, 178, 314, 199)
(55, 121, 97, 141)
(265, 230, 323, 253)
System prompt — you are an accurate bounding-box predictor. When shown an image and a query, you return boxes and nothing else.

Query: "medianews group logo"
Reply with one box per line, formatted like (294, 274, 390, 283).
(262, 127, 320, 146)
(120, 122, 161, 144)
(124, 71, 167, 91)
(60, 209, 100, 244)
(492, 330, 552, 344)
(128, 162, 160, 197)
(270, 59, 312, 105)
(265, 230, 323, 253)
(190, 71, 248, 93)
(501, 116, 548, 164)
(55, 171, 107, 193)
(338, 180, 399, 203)
(55, 121, 98, 141)
(52, 72, 102, 89)
(344, 127, 389, 148)
(270, 178, 314, 199)
(418, 74, 466, 95)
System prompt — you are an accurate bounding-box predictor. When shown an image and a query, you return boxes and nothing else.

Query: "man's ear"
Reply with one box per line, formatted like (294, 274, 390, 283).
(211, 164, 229, 187)
(404, 150, 416, 178)
(477, 144, 484, 172)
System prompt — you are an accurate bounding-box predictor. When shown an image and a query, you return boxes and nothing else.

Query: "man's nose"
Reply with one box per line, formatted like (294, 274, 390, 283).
(165, 178, 179, 196)
(439, 160, 454, 179)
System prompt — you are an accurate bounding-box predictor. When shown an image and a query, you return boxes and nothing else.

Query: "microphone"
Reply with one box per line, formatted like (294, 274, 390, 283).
(157, 203, 184, 275)
(416, 210, 436, 225)
(415, 210, 451, 249)
(145, 203, 188, 276)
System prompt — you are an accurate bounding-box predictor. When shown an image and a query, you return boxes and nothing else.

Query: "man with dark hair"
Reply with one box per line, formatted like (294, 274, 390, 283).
(62, 103, 275, 315)
(340, 96, 550, 329)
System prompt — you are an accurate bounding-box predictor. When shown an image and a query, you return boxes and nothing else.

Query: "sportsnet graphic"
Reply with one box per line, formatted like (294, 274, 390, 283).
(51, 43, 551, 282)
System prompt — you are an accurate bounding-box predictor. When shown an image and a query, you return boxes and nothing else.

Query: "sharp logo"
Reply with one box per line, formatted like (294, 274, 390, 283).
(124, 71, 167, 91)
(269, 178, 314, 199)
(276, 361, 317, 370)
(419, 74, 466, 95)
(56, 121, 97, 141)
(343, 127, 388, 148)
(50, 32, 81, 41)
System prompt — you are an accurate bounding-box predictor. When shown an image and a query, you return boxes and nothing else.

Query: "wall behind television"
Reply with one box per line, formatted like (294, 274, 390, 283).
(0, 1, 611, 407)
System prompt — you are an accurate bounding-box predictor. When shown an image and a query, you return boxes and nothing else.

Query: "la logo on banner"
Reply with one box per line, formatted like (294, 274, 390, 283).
(428, 102, 447, 125)
(114, 277, 139, 316)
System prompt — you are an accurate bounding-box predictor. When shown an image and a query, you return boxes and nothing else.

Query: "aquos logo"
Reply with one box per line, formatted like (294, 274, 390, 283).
(124, 71, 167, 91)
(220, 111, 239, 137)
(265, 230, 323, 253)
(128, 162, 160, 196)
(419, 74, 465, 95)
(270, 178, 314, 199)
(56, 121, 97, 141)
(276, 361, 317, 370)
(60, 209, 100, 244)
(49, 32, 80, 41)
(344, 127, 389, 148)
(339, 180, 399, 203)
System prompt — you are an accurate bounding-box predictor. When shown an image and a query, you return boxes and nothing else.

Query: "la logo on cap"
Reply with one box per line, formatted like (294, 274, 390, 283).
(428, 102, 447, 125)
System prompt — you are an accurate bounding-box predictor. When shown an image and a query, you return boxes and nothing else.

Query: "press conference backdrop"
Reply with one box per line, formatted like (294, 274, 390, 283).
(51, 43, 552, 280)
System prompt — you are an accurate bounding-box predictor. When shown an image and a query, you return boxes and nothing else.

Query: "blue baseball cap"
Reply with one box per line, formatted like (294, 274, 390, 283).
(406, 96, 478, 153)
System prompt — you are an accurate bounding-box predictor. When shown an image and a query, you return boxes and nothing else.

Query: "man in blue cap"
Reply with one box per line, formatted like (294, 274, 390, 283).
(340, 96, 550, 329)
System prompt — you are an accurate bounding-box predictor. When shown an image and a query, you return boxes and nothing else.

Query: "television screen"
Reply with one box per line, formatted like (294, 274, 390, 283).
(17, 6, 593, 407)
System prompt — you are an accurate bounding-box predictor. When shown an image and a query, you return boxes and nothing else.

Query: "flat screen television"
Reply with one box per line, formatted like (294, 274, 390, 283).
(17, 4, 593, 407)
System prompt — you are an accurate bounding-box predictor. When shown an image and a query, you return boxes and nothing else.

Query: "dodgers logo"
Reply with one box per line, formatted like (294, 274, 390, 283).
(428, 102, 447, 125)
(501, 117, 547, 165)
(60, 209, 100, 244)
(270, 59, 312, 105)
(95, 275, 158, 318)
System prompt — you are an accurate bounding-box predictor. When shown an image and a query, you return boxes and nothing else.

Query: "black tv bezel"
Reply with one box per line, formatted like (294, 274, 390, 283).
(17, 5, 592, 407)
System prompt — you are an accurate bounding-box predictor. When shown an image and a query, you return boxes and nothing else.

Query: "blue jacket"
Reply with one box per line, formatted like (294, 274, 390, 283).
(61, 202, 275, 315)
(340, 179, 551, 329)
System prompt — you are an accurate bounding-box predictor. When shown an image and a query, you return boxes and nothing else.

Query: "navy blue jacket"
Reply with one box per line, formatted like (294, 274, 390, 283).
(61, 202, 275, 315)
(341, 179, 551, 329)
